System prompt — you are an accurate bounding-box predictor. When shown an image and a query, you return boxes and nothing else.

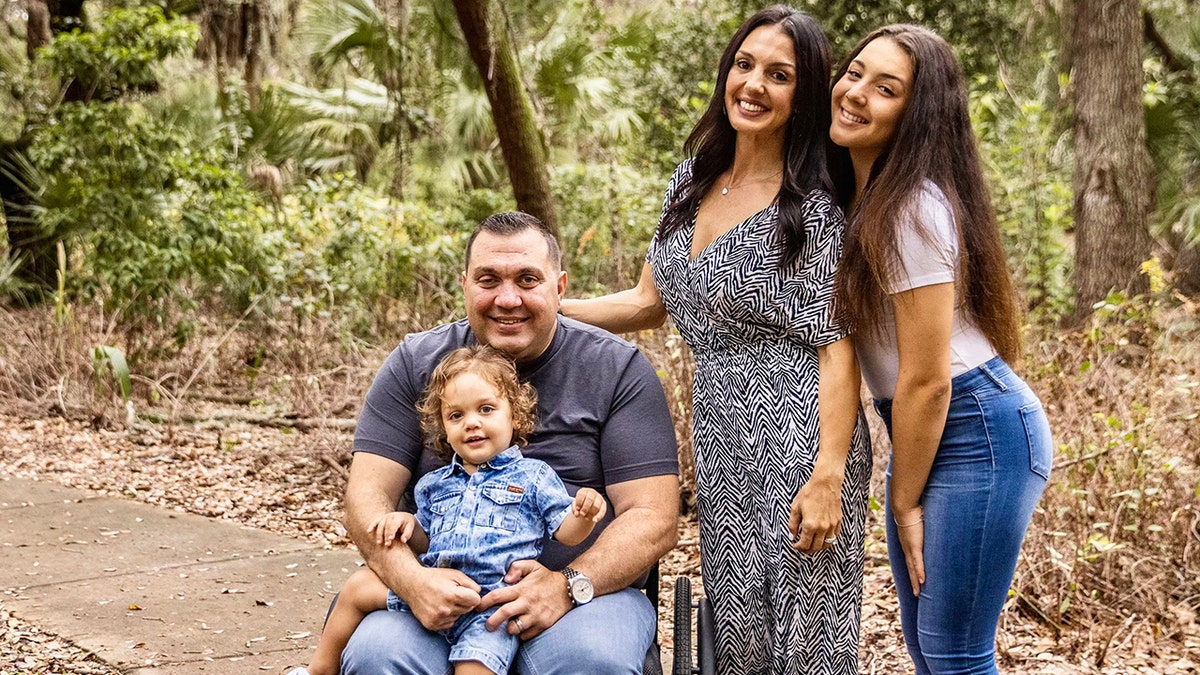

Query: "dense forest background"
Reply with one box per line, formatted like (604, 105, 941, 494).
(1, 0, 1199, 669)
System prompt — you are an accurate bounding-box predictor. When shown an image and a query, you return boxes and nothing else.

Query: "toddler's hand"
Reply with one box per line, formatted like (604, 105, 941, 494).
(368, 511, 417, 547)
(572, 488, 607, 522)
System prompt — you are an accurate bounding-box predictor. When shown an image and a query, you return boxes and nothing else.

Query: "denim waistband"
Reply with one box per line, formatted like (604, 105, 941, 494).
(874, 355, 1016, 416)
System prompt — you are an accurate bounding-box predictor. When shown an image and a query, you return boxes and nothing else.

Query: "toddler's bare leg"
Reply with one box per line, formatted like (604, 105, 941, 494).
(306, 568, 389, 675)
(453, 661, 497, 675)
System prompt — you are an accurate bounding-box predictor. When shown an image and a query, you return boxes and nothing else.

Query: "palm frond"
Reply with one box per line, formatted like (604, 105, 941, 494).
(443, 79, 494, 148)
(300, 0, 397, 80)
(274, 78, 388, 176)
(276, 79, 391, 124)
(595, 107, 645, 146)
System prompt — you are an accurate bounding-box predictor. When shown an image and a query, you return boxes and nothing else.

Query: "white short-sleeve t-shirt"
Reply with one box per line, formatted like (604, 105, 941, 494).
(856, 182, 997, 400)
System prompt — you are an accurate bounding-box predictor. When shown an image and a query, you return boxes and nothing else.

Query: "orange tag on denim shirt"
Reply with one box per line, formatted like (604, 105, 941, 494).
(506, 485, 525, 494)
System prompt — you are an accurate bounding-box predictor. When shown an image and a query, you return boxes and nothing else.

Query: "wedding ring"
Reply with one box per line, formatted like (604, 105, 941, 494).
(824, 536, 838, 544)
(514, 617, 526, 632)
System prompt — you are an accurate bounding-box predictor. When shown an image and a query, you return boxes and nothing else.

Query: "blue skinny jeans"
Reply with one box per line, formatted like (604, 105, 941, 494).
(877, 356, 1051, 675)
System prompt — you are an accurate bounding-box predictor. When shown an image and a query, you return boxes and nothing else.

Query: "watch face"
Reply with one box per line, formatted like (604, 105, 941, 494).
(570, 576, 594, 604)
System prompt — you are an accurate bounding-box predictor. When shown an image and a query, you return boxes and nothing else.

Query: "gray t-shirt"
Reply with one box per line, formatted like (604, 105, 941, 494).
(354, 316, 679, 575)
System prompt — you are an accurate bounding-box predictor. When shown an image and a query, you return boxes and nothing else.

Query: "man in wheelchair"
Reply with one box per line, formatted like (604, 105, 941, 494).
(339, 212, 681, 674)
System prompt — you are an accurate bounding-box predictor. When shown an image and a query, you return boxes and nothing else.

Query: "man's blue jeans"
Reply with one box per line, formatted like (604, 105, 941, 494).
(877, 357, 1051, 675)
(341, 586, 656, 674)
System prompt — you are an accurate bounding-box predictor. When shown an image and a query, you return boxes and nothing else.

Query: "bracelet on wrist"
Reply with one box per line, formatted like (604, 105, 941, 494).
(896, 516, 924, 528)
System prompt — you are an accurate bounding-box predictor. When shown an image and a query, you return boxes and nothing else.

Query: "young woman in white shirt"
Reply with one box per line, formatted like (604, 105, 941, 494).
(829, 24, 1053, 675)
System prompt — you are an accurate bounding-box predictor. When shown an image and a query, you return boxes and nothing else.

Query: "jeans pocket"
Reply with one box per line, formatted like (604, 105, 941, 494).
(1020, 401, 1053, 479)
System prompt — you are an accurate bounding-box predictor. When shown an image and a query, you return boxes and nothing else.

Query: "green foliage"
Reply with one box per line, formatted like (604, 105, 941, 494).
(272, 79, 389, 178)
(971, 64, 1074, 319)
(92, 345, 131, 401)
(1087, 259, 1171, 353)
(605, 4, 744, 172)
(1143, 11, 1200, 250)
(521, 0, 645, 154)
(800, 0, 1025, 77)
(0, 22, 30, 141)
(38, 6, 198, 101)
(553, 162, 665, 293)
(255, 175, 472, 330)
(26, 102, 267, 320)
(0, 252, 21, 299)
(301, 0, 399, 83)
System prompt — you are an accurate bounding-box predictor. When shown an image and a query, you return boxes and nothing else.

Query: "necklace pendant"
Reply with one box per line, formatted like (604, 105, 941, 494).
(721, 187, 729, 195)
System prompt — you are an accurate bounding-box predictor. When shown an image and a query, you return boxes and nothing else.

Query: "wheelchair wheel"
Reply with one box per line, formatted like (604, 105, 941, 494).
(696, 595, 716, 675)
(672, 576, 692, 675)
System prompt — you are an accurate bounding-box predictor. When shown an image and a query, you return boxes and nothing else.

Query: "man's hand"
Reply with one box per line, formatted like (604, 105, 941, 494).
(404, 566, 484, 632)
(478, 560, 572, 639)
(345, 456, 476, 631)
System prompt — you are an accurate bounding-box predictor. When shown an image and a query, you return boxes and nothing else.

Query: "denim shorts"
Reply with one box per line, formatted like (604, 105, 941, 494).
(387, 590, 518, 674)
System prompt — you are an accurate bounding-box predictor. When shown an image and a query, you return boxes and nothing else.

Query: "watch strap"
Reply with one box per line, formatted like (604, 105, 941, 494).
(561, 566, 583, 605)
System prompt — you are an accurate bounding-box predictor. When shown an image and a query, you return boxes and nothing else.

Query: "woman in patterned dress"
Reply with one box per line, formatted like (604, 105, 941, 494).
(828, 25, 1051, 674)
(561, 6, 871, 674)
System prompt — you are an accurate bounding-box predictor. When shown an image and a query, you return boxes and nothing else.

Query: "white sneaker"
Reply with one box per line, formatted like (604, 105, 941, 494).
(285, 669, 310, 675)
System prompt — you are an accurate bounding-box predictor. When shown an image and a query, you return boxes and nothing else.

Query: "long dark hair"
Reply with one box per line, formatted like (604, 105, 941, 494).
(830, 25, 1020, 362)
(658, 5, 834, 269)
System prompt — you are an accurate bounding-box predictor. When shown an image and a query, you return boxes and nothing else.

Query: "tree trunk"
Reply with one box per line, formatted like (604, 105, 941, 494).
(451, 0, 557, 234)
(26, 0, 51, 59)
(1068, 0, 1154, 316)
(243, 0, 265, 109)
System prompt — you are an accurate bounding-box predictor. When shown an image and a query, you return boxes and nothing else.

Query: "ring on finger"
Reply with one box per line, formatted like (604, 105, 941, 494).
(514, 617, 525, 632)
(824, 536, 838, 545)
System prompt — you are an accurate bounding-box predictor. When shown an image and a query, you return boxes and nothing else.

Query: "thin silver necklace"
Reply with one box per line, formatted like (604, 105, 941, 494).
(720, 169, 783, 196)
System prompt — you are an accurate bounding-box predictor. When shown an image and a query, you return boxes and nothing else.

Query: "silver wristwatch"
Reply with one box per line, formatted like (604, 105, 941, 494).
(561, 566, 594, 606)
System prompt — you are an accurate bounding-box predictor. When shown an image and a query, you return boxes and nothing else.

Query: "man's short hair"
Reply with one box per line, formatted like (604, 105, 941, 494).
(465, 211, 562, 272)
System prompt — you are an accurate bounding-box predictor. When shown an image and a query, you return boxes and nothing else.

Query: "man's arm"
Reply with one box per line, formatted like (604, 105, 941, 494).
(343, 452, 481, 631)
(481, 473, 678, 637)
(570, 474, 679, 592)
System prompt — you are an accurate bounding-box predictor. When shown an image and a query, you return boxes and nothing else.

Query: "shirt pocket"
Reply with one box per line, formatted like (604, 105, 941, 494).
(478, 485, 525, 533)
(426, 489, 462, 536)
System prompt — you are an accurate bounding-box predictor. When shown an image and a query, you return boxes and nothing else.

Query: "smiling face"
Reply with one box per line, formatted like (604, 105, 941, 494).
(723, 25, 797, 142)
(830, 37, 914, 168)
(440, 370, 515, 468)
(462, 228, 567, 364)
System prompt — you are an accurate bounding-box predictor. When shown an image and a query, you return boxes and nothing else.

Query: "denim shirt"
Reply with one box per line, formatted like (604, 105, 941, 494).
(414, 446, 575, 592)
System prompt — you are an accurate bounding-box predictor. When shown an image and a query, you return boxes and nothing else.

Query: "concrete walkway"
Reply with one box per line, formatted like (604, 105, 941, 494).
(1, 477, 360, 674)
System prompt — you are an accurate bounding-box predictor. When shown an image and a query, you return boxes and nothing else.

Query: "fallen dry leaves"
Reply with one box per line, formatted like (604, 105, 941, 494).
(1, 410, 1197, 674)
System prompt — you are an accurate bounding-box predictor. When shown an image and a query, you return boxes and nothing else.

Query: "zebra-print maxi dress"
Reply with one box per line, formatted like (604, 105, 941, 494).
(648, 161, 872, 674)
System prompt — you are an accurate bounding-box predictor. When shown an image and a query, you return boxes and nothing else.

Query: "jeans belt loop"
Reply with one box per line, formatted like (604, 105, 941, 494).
(979, 358, 1008, 392)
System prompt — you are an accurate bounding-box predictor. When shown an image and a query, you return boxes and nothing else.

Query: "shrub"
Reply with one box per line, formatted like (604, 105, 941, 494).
(253, 175, 471, 335)
(554, 162, 665, 293)
(971, 67, 1074, 319)
(27, 102, 267, 326)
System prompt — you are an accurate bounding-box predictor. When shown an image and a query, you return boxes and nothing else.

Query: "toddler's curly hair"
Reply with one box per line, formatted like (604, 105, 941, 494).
(417, 345, 538, 461)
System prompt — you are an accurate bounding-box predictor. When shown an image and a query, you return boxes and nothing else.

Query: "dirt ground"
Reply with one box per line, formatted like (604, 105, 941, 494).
(1, 409, 1197, 674)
